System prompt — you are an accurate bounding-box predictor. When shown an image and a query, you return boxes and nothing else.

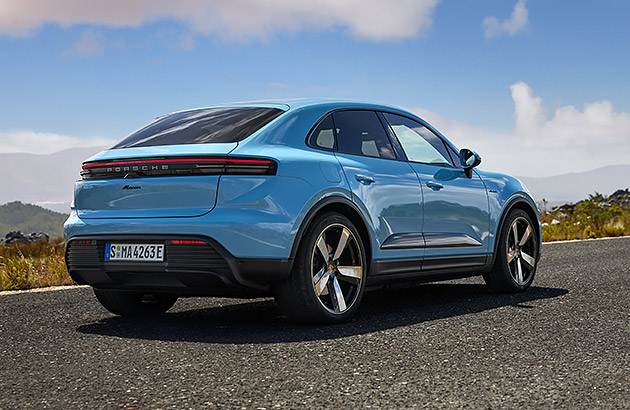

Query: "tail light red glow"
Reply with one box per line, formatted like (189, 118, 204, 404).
(80, 156, 277, 180)
(71, 239, 95, 245)
(170, 240, 207, 245)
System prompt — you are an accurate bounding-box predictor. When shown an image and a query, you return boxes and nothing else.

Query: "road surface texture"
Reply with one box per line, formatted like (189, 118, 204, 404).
(1, 237, 629, 409)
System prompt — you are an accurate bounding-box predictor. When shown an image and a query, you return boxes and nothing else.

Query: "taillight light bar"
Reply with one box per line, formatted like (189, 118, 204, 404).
(80, 156, 277, 180)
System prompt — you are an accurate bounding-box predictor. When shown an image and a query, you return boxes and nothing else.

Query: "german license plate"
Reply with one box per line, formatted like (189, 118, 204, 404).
(105, 243, 164, 262)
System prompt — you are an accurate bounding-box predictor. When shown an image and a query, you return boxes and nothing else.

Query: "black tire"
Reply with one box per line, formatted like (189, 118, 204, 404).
(94, 289, 177, 317)
(274, 212, 367, 324)
(484, 208, 539, 292)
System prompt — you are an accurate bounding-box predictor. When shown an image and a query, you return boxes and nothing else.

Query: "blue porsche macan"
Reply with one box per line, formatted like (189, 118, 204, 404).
(64, 100, 541, 323)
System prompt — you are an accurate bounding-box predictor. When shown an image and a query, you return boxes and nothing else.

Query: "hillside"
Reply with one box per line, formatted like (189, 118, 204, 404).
(518, 164, 630, 206)
(0, 201, 68, 239)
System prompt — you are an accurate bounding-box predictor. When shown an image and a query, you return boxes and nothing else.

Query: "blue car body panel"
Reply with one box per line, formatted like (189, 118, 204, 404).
(64, 99, 540, 294)
(334, 152, 425, 262)
(409, 163, 490, 258)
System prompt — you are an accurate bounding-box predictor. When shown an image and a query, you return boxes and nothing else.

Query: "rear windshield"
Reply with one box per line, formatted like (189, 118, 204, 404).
(111, 107, 285, 149)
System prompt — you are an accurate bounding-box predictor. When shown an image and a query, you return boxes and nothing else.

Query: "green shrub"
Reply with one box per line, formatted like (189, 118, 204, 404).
(542, 193, 630, 242)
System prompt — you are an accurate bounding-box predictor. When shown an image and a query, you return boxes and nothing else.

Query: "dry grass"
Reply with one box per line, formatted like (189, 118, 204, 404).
(0, 238, 73, 291)
(541, 199, 630, 242)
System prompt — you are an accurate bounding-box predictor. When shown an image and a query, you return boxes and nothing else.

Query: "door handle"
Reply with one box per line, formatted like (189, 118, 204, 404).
(355, 174, 375, 185)
(426, 181, 444, 190)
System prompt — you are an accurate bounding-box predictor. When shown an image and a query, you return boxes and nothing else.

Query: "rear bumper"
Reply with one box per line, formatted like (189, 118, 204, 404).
(65, 235, 292, 297)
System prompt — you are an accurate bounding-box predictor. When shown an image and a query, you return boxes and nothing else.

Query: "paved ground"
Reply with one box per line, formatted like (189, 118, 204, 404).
(1, 238, 629, 409)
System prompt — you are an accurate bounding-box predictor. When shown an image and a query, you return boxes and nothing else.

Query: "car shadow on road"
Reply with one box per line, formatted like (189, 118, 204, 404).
(77, 283, 568, 344)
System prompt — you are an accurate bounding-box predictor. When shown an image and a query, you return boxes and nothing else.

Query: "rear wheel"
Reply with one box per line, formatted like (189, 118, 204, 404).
(484, 209, 538, 292)
(274, 213, 366, 324)
(94, 289, 177, 317)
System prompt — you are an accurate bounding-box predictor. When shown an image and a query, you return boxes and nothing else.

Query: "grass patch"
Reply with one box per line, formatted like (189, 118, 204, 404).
(0, 238, 73, 291)
(541, 192, 630, 242)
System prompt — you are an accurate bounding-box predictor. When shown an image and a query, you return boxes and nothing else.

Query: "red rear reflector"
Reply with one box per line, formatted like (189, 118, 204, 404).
(72, 240, 94, 245)
(170, 240, 207, 245)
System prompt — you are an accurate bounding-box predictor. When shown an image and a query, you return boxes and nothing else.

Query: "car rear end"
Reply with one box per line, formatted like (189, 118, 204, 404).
(64, 104, 297, 297)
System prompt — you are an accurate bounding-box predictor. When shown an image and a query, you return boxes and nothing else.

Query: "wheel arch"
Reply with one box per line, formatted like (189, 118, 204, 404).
(289, 196, 373, 275)
(489, 195, 542, 268)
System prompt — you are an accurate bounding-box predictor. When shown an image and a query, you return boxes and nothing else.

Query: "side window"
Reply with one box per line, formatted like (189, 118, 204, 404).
(308, 114, 336, 150)
(383, 113, 453, 166)
(333, 111, 395, 159)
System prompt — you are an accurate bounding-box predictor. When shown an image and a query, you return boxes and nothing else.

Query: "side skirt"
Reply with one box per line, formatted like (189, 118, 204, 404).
(367, 254, 490, 287)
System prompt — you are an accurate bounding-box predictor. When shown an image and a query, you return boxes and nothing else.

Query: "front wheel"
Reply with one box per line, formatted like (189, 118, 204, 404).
(94, 289, 177, 317)
(484, 209, 539, 292)
(274, 213, 367, 324)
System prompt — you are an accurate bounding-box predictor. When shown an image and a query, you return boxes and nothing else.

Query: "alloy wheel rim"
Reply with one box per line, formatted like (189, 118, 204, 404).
(506, 217, 537, 285)
(311, 223, 363, 314)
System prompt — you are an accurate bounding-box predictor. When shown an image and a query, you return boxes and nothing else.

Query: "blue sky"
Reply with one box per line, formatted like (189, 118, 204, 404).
(1, 0, 629, 177)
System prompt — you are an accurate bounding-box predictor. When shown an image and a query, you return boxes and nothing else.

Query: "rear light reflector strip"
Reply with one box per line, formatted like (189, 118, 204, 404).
(170, 240, 207, 245)
(71, 239, 95, 245)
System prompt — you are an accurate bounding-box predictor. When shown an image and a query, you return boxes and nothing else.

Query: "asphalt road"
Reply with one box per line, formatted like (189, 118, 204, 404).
(1, 238, 629, 409)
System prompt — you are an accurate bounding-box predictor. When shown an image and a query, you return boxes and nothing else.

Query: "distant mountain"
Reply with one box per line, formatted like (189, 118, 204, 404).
(0, 146, 105, 213)
(0, 201, 69, 239)
(518, 164, 630, 207)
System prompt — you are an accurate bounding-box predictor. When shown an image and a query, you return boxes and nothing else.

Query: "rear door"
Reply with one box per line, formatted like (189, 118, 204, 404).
(329, 110, 425, 267)
(382, 113, 490, 269)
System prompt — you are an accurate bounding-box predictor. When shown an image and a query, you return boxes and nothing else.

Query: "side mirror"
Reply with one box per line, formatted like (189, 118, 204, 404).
(459, 148, 481, 178)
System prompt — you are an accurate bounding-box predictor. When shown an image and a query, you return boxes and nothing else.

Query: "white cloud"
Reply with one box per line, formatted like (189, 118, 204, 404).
(68, 29, 105, 56)
(483, 0, 528, 39)
(412, 82, 630, 177)
(65, 29, 125, 56)
(0, 0, 440, 41)
(0, 130, 116, 155)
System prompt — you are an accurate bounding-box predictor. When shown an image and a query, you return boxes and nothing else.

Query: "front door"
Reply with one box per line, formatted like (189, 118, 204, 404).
(382, 112, 490, 270)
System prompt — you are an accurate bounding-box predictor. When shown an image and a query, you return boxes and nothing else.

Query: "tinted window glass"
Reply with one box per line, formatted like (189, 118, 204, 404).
(309, 115, 335, 150)
(111, 107, 284, 149)
(383, 113, 453, 166)
(333, 111, 395, 159)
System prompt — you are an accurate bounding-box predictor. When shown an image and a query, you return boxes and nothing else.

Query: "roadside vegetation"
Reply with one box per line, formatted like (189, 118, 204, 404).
(0, 238, 72, 291)
(541, 190, 630, 242)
